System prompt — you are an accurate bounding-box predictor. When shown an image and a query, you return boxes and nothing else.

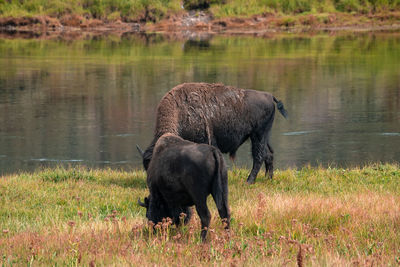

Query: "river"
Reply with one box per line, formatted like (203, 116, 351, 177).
(0, 31, 399, 174)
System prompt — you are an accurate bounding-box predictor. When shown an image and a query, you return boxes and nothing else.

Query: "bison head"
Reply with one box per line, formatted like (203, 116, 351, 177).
(138, 195, 171, 225)
(138, 195, 192, 225)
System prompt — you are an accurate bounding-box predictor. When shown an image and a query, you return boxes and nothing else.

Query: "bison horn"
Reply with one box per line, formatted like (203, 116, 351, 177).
(136, 145, 144, 158)
(137, 197, 146, 207)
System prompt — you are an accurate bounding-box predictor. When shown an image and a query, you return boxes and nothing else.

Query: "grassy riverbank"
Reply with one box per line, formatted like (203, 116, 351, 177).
(1, 164, 399, 265)
(1, 0, 400, 20)
(1, 0, 400, 34)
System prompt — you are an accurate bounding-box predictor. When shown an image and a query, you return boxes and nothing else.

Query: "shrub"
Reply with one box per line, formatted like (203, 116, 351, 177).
(280, 0, 313, 13)
(334, 0, 361, 12)
(183, 0, 226, 10)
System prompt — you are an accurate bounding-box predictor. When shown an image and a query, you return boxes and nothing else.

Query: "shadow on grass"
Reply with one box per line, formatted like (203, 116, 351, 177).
(36, 167, 148, 189)
(98, 177, 147, 189)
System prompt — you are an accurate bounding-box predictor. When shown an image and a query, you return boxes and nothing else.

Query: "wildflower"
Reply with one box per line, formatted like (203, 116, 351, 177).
(68, 221, 76, 227)
(188, 226, 194, 236)
(306, 245, 314, 254)
(173, 233, 182, 240)
(166, 217, 173, 225)
(179, 213, 187, 220)
(77, 211, 83, 218)
(2, 229, 9, 234)
(162, 222, 168, 230)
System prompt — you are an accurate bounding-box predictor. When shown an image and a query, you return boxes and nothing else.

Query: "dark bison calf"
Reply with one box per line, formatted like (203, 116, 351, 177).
(138, 133, 230, 241)
(140, 82, 288, 184)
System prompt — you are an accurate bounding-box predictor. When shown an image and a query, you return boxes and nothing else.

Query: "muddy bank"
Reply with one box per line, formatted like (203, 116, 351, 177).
(145, 11, 400, 33)
(0, 14, 139, 35)
(1, 11, 400, 39)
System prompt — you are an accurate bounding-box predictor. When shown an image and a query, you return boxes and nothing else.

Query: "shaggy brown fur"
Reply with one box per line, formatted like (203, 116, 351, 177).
(141, 82, 287, 184)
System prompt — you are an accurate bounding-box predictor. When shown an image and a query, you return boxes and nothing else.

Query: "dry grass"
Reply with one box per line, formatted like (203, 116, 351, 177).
(0, 164, 399, 266)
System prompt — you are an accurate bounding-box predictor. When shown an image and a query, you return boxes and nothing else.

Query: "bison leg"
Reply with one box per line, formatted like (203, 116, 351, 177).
(211, 178, 230, 229)
(194, 201, 211, 242)
(248, 123, 273, 184)
(247, 138, 266, 184)
(264, 157, 273, 179)
(211, 189, 230, 230)
(247, 161, 263, 184)
(264, 143, 274, 179)
(214, 199, 230, 230)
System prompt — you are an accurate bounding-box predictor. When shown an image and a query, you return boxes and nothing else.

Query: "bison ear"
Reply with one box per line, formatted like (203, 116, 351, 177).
(136, 145, 144, 158)
(138, 197, 147, 208)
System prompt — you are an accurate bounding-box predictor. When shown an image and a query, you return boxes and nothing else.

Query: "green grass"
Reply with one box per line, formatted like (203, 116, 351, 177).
(0, 0, 399, 21)
(209, 0, 400, 17)
(0, 0, 182, 21)
(1, 164, 399, 265)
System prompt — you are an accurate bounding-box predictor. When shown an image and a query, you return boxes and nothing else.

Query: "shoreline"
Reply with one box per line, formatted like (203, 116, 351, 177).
(1, 11, 400, 39)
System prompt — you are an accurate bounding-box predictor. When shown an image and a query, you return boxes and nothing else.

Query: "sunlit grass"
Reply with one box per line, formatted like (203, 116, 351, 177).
(0, 0, 399, 20)
(0, 164, 399, 265)
(0, 0, 182, 21)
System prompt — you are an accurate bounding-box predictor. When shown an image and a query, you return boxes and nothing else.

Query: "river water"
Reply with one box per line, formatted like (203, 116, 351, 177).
(0, 31, 399, 174)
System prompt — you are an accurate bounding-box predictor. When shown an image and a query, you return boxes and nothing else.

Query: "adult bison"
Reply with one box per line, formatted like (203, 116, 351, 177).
(137, 133, 230, 241)
(140, 82, 288, 184)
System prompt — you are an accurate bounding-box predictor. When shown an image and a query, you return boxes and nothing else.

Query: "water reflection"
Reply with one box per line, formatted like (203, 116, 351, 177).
(183, 39, 211, 52)
(0, 32, 399, 174)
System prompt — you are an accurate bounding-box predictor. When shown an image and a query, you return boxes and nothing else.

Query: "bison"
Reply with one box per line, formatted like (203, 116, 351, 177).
(137, 133, 230, 241)
(140, 82, 287, 184)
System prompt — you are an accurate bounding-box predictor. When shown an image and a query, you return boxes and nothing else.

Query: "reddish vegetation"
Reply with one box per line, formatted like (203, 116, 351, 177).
(0, 15, 135, 34)
(0, 16, 61, 29)
(145, 11, 400, 32)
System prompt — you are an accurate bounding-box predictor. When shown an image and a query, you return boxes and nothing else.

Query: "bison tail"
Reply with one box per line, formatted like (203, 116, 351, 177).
(212, 148, 229, 213)
(273, 96, 288, 118)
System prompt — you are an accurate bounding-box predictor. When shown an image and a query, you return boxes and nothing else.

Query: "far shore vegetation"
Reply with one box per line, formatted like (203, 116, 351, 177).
(1, 164, 399, 265)
(1, 0, 400, 23)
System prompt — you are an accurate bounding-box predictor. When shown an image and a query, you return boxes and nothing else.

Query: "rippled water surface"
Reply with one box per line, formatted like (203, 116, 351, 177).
(0, 32, 399, 174)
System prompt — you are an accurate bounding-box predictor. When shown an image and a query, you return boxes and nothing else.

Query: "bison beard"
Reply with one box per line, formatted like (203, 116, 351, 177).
(138, 133, 230, 242)
(141, 82, 287, 184)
